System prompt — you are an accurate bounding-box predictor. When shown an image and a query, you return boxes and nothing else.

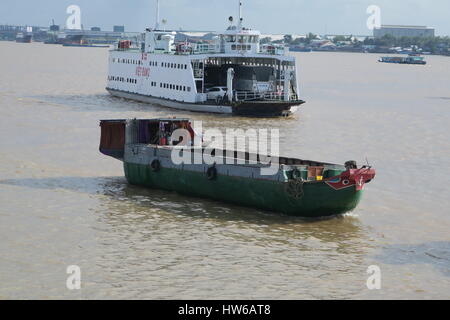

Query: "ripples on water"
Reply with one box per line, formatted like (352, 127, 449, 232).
(0, 42, 449, 299)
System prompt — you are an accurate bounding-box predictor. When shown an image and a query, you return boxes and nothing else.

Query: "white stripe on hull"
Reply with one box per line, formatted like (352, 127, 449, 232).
(107, 88, 233, 114)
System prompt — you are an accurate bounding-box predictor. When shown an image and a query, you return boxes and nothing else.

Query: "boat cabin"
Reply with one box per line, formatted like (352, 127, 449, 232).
(99, 118, 195, 160)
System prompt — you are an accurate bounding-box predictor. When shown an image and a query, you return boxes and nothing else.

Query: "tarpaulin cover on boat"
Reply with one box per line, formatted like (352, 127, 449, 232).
(138, 120, 150, 144)
(100, 120, 126, 159)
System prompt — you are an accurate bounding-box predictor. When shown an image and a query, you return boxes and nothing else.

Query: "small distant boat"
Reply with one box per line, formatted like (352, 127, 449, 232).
(99, 118, 376, 218)
(16, 33, 32, 43)
(62, 43, 110, 48)
(379, 54, 426, 65)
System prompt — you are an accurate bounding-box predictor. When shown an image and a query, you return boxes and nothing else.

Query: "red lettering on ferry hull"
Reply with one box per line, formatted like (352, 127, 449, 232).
(136, 66, 150, 77)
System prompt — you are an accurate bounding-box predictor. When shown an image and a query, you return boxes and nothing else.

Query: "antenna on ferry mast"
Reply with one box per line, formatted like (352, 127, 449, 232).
(238, 0, 243, 30)
(155, 0, 160, 30)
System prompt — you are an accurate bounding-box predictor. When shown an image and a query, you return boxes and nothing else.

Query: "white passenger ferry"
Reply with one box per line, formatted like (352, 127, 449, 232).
(106, 1, 305, 116)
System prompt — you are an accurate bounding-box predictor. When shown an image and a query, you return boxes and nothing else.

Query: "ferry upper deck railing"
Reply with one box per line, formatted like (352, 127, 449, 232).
(175, 42, 288, 56)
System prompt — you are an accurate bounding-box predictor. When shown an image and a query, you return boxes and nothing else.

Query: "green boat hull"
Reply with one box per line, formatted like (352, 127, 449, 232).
(123, 162, 364, 218)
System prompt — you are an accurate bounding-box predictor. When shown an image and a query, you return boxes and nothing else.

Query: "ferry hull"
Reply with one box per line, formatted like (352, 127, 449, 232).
(123, 162, 363, 218)
(107, 88, 303, 117)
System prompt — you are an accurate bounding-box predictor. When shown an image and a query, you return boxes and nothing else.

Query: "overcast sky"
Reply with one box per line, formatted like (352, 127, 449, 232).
(1, 0, 449, 36)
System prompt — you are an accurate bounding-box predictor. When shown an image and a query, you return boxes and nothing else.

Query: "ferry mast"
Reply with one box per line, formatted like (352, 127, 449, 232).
(238, 0, 243, 30)
(155, 0, 160, 30)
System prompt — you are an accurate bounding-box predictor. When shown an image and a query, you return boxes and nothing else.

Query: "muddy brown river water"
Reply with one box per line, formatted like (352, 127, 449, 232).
(0, 42, 449, 299)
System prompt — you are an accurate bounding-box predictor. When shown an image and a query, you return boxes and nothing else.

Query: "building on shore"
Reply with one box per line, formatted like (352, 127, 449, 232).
(113, 25, 125, 33)
(374, 25, 435, 38)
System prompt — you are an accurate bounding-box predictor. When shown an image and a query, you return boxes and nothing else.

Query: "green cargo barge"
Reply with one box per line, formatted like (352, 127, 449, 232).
(100, 118, 376, 218)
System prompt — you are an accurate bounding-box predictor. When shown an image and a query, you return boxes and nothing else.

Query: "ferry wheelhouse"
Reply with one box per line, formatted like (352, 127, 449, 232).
(106, 1, 305, 117)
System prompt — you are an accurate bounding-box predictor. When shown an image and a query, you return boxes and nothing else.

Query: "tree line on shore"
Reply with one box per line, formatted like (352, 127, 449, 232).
(264, 33, 450, 54)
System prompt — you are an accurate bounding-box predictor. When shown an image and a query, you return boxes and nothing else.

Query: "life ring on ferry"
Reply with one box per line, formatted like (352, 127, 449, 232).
(207, 166, 217, 180)
(151, 159, 161, 172)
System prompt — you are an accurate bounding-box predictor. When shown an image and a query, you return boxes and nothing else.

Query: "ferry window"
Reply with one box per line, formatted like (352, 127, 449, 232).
(232, 44, 236, 50)
(247, 45, 251, 50)
(183, 86, 186, 91)
(187, 87, 191, 92)
(155, 62, 158, 67)
(184, 64, 187, 69)
(226, 35, 236, 42)
(237, 45, 241, 50)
